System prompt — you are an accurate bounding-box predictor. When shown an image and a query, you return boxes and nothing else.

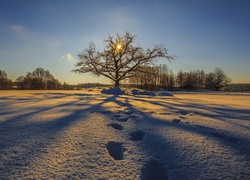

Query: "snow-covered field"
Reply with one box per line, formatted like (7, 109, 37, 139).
(0, 89, 249, 179)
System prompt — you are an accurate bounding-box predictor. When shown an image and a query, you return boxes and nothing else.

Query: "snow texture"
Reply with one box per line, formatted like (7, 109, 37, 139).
(131, 89, 156, 96)
(101, 87, 125, 95)
(0, 89, 250, 179)
(157, 91, 173, 96)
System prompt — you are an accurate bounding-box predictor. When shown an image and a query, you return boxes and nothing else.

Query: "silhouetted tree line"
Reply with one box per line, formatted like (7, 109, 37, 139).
(77, 83, 109, 89)
(0, 68, 72, 90)
(128, 65, 232, 91)
(0, 70, 13, 90)
(1, 67, 249, 92)
(15, 68, 61, 90)
(223, 83, 250, 92)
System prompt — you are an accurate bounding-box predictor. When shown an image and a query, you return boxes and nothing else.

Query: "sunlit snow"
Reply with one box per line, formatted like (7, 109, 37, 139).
(0, 89, 249, 179)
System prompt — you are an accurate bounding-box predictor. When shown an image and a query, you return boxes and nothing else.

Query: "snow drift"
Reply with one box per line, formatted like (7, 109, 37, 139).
(101, 87, 125, 95)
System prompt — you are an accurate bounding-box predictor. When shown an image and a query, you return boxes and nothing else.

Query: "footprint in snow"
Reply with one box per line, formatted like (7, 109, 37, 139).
(113, 112, 132, 122)
(172, 119, 181, 124)
(129, 130, 145, 141)
(108, 123, 124, 130)
(106, 141, 125, 160)
(116, 117, 129, 122)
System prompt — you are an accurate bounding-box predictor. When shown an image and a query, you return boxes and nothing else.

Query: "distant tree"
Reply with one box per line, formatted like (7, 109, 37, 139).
(24, 72, 33, 89)
(0, 70, 7, 79)
(176, 70, 184, 89)
(141, 65, 159, 90)
(182, 71, 196, 91)
(168, 70, 175, 90)
(16, 76, 26, 89)
(205, 72, 214, 90)
(212, 68, 231, 91)
(73, 31, 174, 87)
(178, 70, 206, 91)
(0, 70, 8, 89)
(0, 70, 12, 89)
(15, 68, 61, 90)
(196, 70, 206, 89)
(47, 79, 61, 90)
(31, 68, 46, 89)
(158, 64, 169, 89)
(62, 82, 72, 90)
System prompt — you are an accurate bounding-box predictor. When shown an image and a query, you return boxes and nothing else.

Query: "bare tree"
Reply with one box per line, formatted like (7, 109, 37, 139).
(16, 76, 26, 89)
(73, 31, 174, 87)
(213, 68, 231, 91)
(0, 70, 12, 89)
(168, 70, 175, 90)
(158, 64, 169, 89)
(176, 70, 184, 89)
(205, 72, 216, 90)
(15, 68, 61, 90)
(196, 70, 206, 89)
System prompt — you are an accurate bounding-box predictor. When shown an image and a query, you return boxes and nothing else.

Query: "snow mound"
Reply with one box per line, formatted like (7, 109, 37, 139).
(157, 91, 173, 96)
(131, 89, 156, 96)
(101, 87, 125, 95)
(131, 89, 173, 96)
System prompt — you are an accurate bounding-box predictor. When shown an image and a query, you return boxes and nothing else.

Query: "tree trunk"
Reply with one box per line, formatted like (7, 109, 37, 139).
(114, 80, 120, 87)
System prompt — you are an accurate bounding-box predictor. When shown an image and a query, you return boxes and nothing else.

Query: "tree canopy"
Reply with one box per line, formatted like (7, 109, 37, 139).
(0, 70, 12, 90)
(15, 67, 61, 90)
(73, 31, 174, 87)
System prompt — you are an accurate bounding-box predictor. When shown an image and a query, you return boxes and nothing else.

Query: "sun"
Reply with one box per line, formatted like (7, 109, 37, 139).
(116, 43, 122, 50)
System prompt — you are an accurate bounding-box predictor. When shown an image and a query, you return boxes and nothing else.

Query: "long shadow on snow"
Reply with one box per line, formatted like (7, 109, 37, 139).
(114, 95, 250, 154)
(0, 93, 115, 177)
(0, 93, 249, 179)
(128, 96, 250, 131)
(132, 96, 250, 145)
(115, 95, 250, 179)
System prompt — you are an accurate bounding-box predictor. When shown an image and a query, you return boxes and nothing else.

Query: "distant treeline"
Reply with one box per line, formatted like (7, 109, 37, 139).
(223, 83, 250, 92)
(1, 66, 250, 91)
(0, 68, 111, 90)
(0, 68, 72, 90)
(126, 64, 250, 92)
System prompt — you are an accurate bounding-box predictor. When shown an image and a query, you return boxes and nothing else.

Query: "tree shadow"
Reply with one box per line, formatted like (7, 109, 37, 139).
(113, 95, 250, 179)
(0, 92, 249, 179)
(124, 95, 250, 131)
(0, 93, 115, 178)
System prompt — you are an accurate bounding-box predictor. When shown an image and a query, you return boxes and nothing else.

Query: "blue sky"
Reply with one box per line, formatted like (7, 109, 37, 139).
(0, 0, 249, 84)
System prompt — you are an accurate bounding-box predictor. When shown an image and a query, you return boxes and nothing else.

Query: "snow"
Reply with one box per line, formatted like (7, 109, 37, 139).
(157, 91, 173, 96)
(130, 89, 173, 97)
(131, 89, 156, 96)
(101, 87, 125, 95)
(0, 90, 250, 179)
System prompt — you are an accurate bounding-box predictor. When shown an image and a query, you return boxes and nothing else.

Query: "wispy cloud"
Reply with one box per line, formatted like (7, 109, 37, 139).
(61, 53, 74, 62)
(66, 53, 73, 60)
(10, 24, 28, 38)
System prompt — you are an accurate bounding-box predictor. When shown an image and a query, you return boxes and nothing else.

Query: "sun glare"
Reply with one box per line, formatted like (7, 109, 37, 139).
(117, 44, 122, 50)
